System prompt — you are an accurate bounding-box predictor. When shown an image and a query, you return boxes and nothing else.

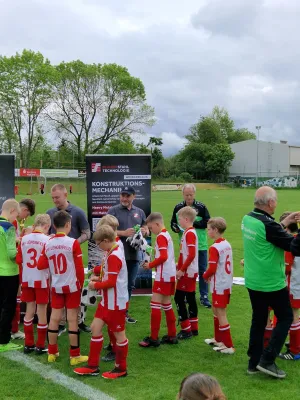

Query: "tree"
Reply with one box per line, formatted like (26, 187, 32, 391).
(103, 134, 137, 154)
(47, 61, 155, 162)
(0, 50, 55, 166)
(227, 128, 256, 144)
(186, 116, 225, 145)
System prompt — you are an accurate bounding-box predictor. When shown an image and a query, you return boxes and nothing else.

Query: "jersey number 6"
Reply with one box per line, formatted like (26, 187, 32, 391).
(49, 253, 67, 275)
(225, 254, 231, 275)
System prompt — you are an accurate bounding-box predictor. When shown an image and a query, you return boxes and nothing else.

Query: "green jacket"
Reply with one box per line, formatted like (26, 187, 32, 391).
(242, 209, 300, 292)
(0, 217, 18, 276)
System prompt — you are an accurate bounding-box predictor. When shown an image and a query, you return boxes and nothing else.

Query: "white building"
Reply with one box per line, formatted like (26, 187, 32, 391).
(229, 139, 300, 178)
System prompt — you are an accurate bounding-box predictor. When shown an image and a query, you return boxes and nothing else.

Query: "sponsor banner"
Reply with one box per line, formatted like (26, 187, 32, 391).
(86, 154, 152, 295)
(20, 168, 40, 177)
(40, 169, 78, 178)
(0, 155, 15, 208)
(152, 184, 182, 191)
(15, 169, 20, 177)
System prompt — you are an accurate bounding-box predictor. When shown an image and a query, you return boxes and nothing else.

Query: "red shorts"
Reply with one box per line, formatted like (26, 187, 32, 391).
(212, 293, 230, 308)
(95, 304, 126, 332)
(176, 276, 196, 292)
(290, 294, 300, 309)
(51, 290, 81, 309)
(21, 287, 49, 305)
(153, 281, 175, 296)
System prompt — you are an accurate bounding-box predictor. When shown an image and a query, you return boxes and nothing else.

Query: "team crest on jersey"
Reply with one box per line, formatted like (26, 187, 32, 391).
(134, 213, 139, 218)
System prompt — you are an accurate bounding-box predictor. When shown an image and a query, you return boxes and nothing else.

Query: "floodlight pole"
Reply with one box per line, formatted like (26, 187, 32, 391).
(256, 126, 261, 187)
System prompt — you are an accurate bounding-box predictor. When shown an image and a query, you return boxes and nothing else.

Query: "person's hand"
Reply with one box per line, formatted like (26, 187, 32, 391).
(88, 281, 96, 290)
(240, 259, 244, 267)
(90, 276, 100, 282)
(124, 228, 136, 237)
(176, 270, 184, 280)
(143, 261, 150, 270)
(282, 212, 300, 226)
(141, 226, 149, 236)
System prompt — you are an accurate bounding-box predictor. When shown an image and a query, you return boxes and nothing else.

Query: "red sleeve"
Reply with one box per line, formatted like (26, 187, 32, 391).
(177, 252, 183, 270)
(203, 246, 219, 280)
(37, 245, 49, 270)
(149, 235, 168, 269)
(285, 251, 294, 275)
(93, 254, 121, 290)
(73, 240, 84, 288)
(16, 244, 23, 267)
(180, 231, 196, 272)
(93, 265, 102, 275)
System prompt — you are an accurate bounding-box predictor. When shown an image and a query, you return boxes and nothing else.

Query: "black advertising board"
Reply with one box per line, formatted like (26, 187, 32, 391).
(0, 155, 15, 208)
(86, 154, 152, 294)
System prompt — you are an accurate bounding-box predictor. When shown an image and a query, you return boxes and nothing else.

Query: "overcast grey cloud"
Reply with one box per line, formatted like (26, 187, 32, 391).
(0, 0, 300, 155)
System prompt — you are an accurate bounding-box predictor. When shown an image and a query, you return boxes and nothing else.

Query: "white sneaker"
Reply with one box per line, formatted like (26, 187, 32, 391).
(213, 343, 235, 354)
(11, 331, 25, 340)
(204, 338, 221, 346)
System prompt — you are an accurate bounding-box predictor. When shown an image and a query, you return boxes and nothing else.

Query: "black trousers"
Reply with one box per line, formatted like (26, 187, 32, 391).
(175, 289, 198, 323)
(0, 275, 19, 344)
(247, 287, 293, 368)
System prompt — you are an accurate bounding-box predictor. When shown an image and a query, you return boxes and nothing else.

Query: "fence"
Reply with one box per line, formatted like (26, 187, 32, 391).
(230, 172, 300, 188)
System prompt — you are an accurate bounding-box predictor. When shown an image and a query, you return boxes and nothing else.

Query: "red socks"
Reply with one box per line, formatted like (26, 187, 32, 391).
(290, 322, 300, 355)
(48, 343, 59, 355)
(88, 336, 103, 367)
(162, 303, 177, 337)
(70, 347, 80, 358)
(23, 318, 34, 347)
(189, 318, 198, 332)
(11, 297, 21, 333)
(108, 329, 117, 353)
(36, 324, 48, 348)
(264, 326, 273, 348)
(219, 324, 233, 348)
(214, 316, 221, 343)
(116, 339, 128, 371)
(150, 301, 161, 340)
(180, 319, 191, 333)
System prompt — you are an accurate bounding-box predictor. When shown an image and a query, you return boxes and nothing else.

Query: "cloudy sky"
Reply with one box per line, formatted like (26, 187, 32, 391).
(0, 0, 299, 155)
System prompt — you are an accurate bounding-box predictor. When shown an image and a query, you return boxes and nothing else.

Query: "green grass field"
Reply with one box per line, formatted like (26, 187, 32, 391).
(2, 189, 300, 400)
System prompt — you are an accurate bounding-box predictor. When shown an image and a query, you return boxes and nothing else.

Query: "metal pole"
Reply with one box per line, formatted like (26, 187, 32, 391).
(255, 126, 261, 187)
(73, 149, 75, 169)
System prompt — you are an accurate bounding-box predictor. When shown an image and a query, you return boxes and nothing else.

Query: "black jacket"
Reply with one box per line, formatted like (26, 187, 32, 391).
(170, 200, 210, 233)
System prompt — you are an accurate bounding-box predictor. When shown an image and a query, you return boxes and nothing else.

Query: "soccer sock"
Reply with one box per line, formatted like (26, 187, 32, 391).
(272, 315, 277, 327)
(289, 322, 300, 355)
(88, 336, 103, 367)
(214, 316, 221, 342)
(23, 318, 34, 347)
(189, 317, 198, 332)
(115, 339, 128, 371)
(264, 326, 273, 348)
(70, 346, 81, 358)
(48, 343, 59, 355)
(150, 301, 161, 340)
(219, 324, 233, 348)
(36, 323, 48, 348)
(162, 303, 177, 337)
(11, 297, 21, 333)
(108, 329, 117, 353)
(180, 319, 191, 333)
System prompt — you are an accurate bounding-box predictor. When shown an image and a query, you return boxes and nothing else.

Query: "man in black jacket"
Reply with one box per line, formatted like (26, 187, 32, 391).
(171, 184, 211, 308)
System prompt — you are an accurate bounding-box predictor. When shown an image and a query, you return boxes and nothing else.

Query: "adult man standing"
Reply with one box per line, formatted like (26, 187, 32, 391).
(171, 184, 211, 308)
(108, 186, 149, 324)
(242, 186, 300, 378)
(46, 184, 91, 334)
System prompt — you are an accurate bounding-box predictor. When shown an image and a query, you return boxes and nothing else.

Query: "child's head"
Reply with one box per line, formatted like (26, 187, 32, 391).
(178, 206, 197, 230)
(33, 214, 51, 235)
(1, 199, 20, 223)
(280, 212, 298, 233)
(93, 225, 116, 251)
(146, 212, 164, 235)
(178, 373, 226, 400)
(207, 217, 227, 239)
(19, 198, 36, 220)
(96, 215, 119, 232)
(53, 210, 71, 235)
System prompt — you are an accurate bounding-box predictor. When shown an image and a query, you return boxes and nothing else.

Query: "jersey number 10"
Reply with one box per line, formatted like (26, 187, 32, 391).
(49, 253, 68, 275)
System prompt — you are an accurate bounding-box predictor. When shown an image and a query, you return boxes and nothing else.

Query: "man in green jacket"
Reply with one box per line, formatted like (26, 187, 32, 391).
(242, 186, 300, 378)
(0, 199, 23, 352)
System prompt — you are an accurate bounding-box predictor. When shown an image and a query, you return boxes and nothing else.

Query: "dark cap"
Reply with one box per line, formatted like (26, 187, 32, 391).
(121, 186, 135, 195)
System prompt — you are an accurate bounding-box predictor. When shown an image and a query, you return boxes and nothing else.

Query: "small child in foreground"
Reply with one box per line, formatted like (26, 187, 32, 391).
(203, 217, 234, 354)
(177, 373, 226, 400)
(139, 212, 177, 347)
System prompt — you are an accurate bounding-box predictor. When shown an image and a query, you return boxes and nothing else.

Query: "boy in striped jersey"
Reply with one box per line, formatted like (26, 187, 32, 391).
(74, 225, 129, 379)
(139, 212, 177, 347)
(203, 217, 234, 355)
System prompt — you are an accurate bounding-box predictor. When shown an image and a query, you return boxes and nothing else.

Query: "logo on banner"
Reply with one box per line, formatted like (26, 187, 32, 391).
(91, 163, 101, 172)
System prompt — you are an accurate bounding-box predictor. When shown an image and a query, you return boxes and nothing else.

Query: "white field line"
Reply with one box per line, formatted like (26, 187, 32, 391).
(2, 351, 115, 400)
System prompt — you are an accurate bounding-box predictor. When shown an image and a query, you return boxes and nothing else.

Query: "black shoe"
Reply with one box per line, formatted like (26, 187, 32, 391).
(126, 316, 137, 324)
(139, 336, 160, 348)
(257, 362, 286, 378)
(200, 297, 212, 308)
(279, 350, 300, 361)
(35, 347, 48, 355)
(177, 330, 193, 340)
(78, 323, 91, 333)
(104, 343, 113, 351)
(58, 325, 66, 337)
(161, 335, 178, 345)
(192, 330, 198, 336)
(247, 367, 260, 375)
(24, 345, 35, 354)
(101, 351, 116, 362)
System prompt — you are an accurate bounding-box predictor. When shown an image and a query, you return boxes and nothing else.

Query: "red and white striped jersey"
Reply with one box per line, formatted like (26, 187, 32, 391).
(38, 234, 83, 294)
(208, 238, 233, 294)
(17, 231, 50, 289)
(100, 245, 128, 311)
(13, 219, 21, 238)
(154, 230, 176, 283)
(289, 256, 300, 300)
(180, 227, 198, 278)
(116, 236, 125, 255)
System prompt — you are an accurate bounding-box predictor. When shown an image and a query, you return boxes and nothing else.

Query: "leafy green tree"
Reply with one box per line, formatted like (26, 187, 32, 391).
(103, 135, 137, 154)
(227, 128, 256, 144)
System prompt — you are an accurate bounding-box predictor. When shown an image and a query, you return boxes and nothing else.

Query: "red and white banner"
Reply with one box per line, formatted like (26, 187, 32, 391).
(19, 168, 41, 177)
